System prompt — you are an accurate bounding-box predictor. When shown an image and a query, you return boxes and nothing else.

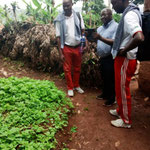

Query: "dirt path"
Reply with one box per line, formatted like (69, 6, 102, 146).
(0, 55, 150, 150)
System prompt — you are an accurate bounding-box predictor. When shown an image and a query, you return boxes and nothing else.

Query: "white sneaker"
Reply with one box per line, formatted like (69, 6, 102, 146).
(109, 109, 120, 118)
(68, 90, 74, 97)
(111, 119, 131, 129)
(74, 87, 84, 94)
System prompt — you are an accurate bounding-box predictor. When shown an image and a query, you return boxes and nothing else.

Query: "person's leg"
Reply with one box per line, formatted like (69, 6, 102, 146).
(99, 58, 108, 98)
(115, 56, 137, 124)
(72, 46, 82, 88)
(63, 46, 74, 90)
(114, 56, 125, 117)
(121, 58, 137, 124)
(104, 56, 115, 105)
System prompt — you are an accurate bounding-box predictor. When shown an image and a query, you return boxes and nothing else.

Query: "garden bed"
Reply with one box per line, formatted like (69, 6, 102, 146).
(0, 76, 73, 149)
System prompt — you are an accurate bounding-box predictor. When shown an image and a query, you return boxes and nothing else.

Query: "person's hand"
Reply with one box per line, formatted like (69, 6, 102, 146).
(85, 37, 89, 50)
(92, 32, 102, 40)
(118, 49, 127, 57)
(82, 38, 89, 54)
(60, 53, 65, 63)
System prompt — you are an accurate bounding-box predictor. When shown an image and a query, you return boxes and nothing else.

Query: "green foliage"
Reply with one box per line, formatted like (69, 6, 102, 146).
(83, 0, 105, 13)
(70, 126, 77, 133)
(0, 5, 12, 25)
(113, 13, 121, 23)
(0, 77, 73, 150)
(82, 12, 102, 29)
(63, 148, 69, 150)
(82, 0, 105, 28)
(0, 3, 21, 33)
(23, 0, 60, 24)
(83, 107, 89, 111)
(0, 0, 60, 26)
(133, 0, 144, 4)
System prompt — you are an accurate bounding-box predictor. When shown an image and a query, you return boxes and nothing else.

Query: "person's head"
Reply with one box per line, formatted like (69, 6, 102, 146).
(111, 0, 129, 13)
(101, 8, 112, 25)
(63, 0, 73, 16)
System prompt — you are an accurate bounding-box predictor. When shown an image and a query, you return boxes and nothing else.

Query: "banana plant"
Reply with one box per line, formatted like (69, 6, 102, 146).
(23, 0, 61, 24)
(43, 0, 61, 23)
(22, 0, 41, 23)
(38, 0, 61, 23)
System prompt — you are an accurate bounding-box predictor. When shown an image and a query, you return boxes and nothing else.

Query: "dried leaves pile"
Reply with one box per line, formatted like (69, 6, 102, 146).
(0, 23, 102, 87)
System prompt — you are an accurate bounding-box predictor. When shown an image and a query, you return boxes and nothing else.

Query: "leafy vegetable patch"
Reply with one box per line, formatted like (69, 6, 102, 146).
(0, 77, 73, 149)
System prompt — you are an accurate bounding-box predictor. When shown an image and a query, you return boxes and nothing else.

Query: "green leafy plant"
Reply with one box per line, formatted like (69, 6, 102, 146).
(84, 107, 89, 111)
(22, 0, 61, 24)
(82, 0, 105, 28)
(0, 76, 73, 149)
(70, 126, 77, 133)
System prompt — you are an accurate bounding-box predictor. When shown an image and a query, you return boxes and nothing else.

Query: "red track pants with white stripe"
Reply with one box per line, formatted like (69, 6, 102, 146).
(114, 56, 137, 124)
(63, 45, 81, 90)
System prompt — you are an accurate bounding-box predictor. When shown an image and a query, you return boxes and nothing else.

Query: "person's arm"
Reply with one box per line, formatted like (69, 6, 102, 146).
(80, 14, 88, 51)
(93, 33, 114, 46)
(81, 29, 85, 35)
(55, 21, 64, 62)
(80, 13, 85, 34)
(118, 31, 144, 56)
(118, 11, 144, 56)
(56, 37, 64, 62)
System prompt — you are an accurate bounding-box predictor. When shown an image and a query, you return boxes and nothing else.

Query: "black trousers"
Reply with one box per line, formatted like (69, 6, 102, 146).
(99, 55, 115, 102)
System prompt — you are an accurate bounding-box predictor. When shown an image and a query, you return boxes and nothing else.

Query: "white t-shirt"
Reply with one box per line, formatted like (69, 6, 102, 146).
(120, 11, 142, 59)
(55, 12, 85, 46)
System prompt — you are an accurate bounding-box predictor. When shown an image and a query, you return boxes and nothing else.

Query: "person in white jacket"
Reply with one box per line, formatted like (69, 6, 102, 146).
(110, 0, 144, 128)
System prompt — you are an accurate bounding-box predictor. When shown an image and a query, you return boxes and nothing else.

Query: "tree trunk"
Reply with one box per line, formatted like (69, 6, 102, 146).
(144, 0, 150, 12)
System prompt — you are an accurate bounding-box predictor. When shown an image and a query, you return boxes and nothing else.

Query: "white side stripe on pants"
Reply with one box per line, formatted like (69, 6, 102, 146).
(121, 58, 129, 124)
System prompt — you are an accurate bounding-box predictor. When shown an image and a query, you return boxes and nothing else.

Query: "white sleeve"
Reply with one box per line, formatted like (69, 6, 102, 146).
(80, 13, 85, 29)
(55, 21, 61, 37)
(124, 11, 142, 37)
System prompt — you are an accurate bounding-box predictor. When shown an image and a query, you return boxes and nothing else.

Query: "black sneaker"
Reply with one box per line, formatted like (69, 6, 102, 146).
(103, 100, 115, 106)
(96, 94, 107, 100)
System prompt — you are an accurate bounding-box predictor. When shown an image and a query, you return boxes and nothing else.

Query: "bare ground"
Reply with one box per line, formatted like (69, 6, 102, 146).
(0, 55, 150, 150)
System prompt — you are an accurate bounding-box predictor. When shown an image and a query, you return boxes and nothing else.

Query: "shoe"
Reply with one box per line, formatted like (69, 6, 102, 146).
(114, 100, 117, 104)
(109, 109, 120, 118)
(111, 119, 131, 128)
(74, 87, 84, 94)
(68, 90, 74, 97)
(103, 100, 115, 106)
(96, 94, 107, 100)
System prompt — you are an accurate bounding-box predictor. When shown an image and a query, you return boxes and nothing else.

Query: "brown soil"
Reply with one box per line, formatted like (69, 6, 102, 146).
(0, 55, 150, 150)
(138, 61, 150, 97)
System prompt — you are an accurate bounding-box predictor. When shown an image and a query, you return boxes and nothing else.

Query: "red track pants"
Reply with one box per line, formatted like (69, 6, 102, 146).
(114, 56, 137, 124)
(63, 45, 81, 90)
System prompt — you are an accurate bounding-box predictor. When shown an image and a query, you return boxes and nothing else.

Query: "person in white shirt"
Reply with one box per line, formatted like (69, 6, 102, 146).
(109, 0, 144, 128)
(93, 8, 118, 106)
(54, 0, 86, 97)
